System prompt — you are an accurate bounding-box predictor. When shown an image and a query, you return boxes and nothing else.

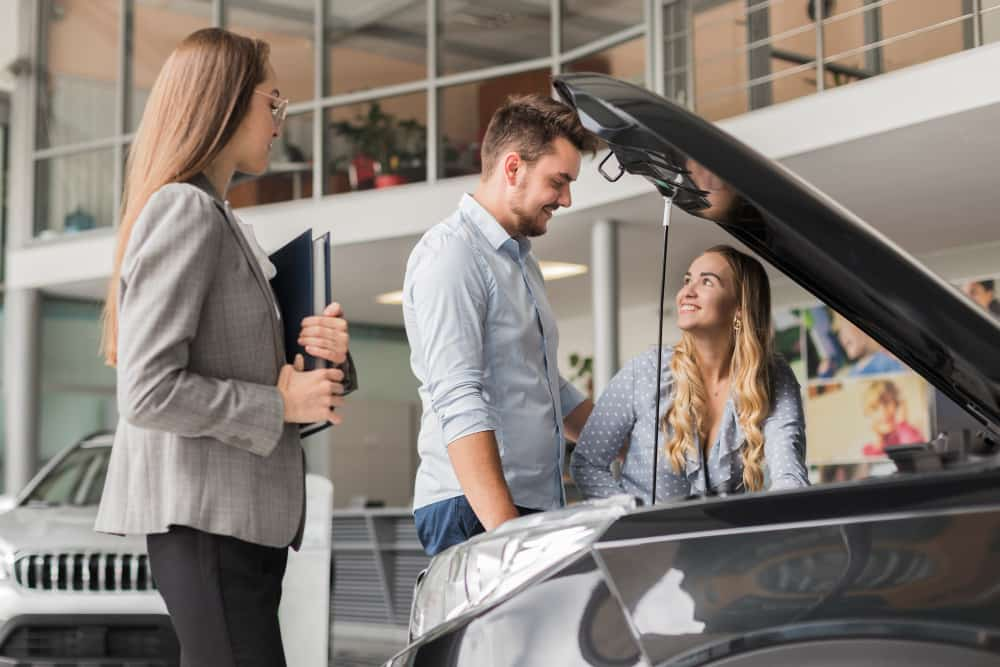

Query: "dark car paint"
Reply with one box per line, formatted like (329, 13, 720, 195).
(595, 493, 1000, 664)
(390, 469, 1000, 665)
(386, 76, 1000, 666)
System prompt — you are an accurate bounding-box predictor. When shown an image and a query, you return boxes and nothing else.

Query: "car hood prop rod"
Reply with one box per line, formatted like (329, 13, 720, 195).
(651, 178, 682, 505)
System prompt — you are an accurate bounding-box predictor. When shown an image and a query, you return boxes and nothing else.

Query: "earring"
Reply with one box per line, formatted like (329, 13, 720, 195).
(733, 318, 742, 332)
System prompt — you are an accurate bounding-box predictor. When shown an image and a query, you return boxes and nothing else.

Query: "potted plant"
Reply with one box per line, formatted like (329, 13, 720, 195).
(567, 352, 594, 399)
(329, 102, 427, 189)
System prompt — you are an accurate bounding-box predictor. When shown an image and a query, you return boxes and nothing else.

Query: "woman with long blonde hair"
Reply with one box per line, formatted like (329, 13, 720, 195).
(95, 28, 353, 666)
(571, 245, 807, 503)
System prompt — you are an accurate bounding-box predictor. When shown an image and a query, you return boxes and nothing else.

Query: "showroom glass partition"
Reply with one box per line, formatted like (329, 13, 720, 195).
(27, 0, 650, 235)
(26, 0, 1000, 237)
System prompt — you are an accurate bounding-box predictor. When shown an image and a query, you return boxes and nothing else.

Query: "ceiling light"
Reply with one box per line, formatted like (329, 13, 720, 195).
(376, 290, 404, 305)
(539, 261, 588, 281)
(376, 262, 587, 306)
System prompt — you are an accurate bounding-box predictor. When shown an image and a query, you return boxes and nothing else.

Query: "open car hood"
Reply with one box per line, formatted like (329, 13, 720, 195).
(553, 73, 1000, 437)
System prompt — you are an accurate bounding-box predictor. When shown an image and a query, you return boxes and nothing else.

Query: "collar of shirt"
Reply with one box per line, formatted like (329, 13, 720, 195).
(459, 193, 532, 261)
(233, 214, 278, 280)
(683, 394, 743, 495)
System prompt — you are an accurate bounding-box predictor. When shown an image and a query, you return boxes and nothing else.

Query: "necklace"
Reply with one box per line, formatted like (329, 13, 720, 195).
(708, 377, 730, 398)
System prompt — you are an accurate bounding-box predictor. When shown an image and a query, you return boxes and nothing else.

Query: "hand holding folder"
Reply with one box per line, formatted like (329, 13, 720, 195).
(269, 230, 359, 436)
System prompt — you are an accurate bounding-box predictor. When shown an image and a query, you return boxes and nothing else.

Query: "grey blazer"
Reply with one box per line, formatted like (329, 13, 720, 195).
(96, 175, 307, 549)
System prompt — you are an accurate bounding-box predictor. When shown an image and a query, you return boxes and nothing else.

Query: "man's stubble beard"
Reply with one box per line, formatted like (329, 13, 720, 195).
(509, 182, 548, 239)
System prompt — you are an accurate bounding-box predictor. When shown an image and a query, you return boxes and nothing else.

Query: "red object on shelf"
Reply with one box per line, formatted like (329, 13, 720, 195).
(374, 174, 407, 188)
(349, 155, 377, 190)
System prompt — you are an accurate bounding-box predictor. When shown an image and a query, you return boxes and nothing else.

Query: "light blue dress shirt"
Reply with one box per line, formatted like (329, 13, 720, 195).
(404, 194, 586, 512)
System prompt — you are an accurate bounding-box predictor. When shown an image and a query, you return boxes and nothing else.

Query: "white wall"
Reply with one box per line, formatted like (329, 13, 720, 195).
(558, 302, 676, 397)
(985, 10, 1000, 45)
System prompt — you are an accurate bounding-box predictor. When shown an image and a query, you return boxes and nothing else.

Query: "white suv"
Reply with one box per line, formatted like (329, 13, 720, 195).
(0, 431, 178, 665)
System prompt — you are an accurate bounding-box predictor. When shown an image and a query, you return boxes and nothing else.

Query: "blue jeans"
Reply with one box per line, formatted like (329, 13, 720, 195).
(414, 495, 542, 556)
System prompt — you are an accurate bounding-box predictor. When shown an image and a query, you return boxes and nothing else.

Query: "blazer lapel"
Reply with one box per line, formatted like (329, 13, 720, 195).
(223, 207, 286, 369)
(186, 175, 286, 369)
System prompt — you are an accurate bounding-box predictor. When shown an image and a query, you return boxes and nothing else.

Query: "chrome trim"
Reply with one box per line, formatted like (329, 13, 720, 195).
(48, 554, 58, 590)
(33, 556, 44, 590)
(130, 553, 139, 590)
(97, 553, 107, 590)
(66, 553, 76, 591)
(81, 553, 91, 590)
(17, 557, 29, 587)
(12, 551, 156, 592)
(113, 554, 123, 591)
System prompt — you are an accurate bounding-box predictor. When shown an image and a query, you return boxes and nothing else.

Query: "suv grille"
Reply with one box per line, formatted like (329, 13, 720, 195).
(2, 624, 173, 660)
(13, 553, 157, 592)
(0, 616, 179, 663)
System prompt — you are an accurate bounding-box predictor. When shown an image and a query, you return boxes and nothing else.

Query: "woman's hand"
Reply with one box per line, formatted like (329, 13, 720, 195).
(277, 354, 346, 425)
(298, 302, 349, 365)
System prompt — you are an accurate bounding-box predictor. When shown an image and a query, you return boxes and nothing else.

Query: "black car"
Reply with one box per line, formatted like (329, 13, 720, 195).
(385, 74, 1000, 667)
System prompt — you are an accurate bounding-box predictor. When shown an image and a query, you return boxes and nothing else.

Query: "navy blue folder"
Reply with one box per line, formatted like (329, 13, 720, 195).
(268, 229, 331, 371)
(269, 229, 332, 437)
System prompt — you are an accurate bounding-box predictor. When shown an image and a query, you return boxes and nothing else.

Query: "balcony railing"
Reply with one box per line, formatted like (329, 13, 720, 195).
(25, 0, 999, 238)
(664, 0, 1000, 122)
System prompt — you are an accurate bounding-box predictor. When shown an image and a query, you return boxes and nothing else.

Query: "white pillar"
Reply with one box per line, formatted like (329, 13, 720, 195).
(591, 220, 620, 398)
(4, 288, 41, 495)
(4, 2, 42, 496)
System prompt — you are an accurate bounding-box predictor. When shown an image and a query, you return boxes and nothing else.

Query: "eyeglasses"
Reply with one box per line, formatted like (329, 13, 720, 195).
(253, 89, 289, 129)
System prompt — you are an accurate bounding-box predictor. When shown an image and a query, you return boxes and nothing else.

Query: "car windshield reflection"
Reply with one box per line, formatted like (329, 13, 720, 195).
(24, 445, 111, 507)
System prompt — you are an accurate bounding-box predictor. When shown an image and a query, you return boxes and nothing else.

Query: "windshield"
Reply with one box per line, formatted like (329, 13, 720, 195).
(23, 445, 111, 507)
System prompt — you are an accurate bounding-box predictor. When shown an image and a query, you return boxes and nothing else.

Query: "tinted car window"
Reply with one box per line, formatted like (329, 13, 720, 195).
(25, 446, 111, 506)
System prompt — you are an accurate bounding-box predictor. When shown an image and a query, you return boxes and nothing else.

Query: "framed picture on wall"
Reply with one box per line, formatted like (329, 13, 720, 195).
(774, 303, 932, 467)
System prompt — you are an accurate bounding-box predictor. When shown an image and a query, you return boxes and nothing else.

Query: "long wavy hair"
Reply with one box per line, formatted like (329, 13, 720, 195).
(101, 28, 271, 365)
(661, 245, 774, 491)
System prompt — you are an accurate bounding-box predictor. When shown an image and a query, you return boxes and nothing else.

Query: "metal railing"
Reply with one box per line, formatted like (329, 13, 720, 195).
(669, 0, 1000, 121)
(21, 0, 999, 238)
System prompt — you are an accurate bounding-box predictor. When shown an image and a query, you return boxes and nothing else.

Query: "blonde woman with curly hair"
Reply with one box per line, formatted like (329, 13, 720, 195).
(571, 245, 808, 503)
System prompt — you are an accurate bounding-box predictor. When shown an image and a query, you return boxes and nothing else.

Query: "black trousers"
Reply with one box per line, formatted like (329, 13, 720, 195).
(147, 525, 289, 667)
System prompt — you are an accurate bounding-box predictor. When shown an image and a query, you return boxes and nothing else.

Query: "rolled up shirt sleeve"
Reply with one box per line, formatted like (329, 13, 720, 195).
(408, 237, 498, 447)
(558, 375, 586, 420)
(763, 360, 810, 490)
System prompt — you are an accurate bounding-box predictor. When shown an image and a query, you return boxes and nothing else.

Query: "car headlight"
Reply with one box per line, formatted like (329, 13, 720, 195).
(409, 494, 636, 641)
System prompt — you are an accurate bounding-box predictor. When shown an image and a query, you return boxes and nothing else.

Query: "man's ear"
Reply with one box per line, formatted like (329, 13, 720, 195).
(502, 151, 521, 186)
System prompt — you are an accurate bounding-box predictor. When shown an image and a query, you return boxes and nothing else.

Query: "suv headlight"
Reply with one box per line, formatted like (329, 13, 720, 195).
(409, 495, 636, 641)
